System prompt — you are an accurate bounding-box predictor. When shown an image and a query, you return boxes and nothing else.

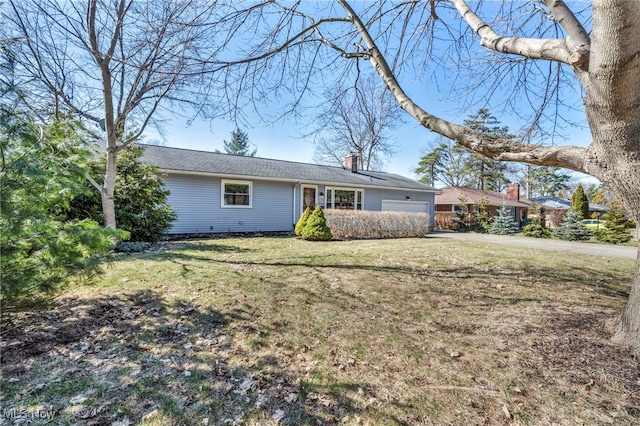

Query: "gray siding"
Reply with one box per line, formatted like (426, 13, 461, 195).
(297, 185, 435, 227)
(362, 188, 435, 228)
(163, 174, 294, 233)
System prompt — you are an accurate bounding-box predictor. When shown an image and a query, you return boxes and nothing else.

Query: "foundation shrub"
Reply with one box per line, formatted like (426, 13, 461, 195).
(299, 206, 332, 241)
(295, 207, 312, 236)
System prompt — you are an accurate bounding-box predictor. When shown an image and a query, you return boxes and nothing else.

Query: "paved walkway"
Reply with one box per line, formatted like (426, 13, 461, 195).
(427, 231, 638, 260)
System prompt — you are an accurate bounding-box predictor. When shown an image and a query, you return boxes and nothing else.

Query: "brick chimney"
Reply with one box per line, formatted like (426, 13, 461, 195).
(506, 183, 520, 201)
(344, 153, 358, 173)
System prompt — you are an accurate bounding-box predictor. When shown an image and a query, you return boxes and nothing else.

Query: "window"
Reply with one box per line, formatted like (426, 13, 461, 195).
(221, 179, 252, 208)
(325, 187, 363, 210)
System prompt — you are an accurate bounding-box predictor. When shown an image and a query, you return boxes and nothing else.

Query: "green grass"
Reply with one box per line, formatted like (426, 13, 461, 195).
(1, 236, 638, 425)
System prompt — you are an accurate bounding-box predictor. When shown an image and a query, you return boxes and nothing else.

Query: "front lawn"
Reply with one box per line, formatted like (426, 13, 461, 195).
(2, 237, 638, 425)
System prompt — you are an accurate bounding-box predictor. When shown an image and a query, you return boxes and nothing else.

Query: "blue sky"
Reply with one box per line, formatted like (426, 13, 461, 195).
(147, 98, 597, 187)
(144, 1, 598, 188)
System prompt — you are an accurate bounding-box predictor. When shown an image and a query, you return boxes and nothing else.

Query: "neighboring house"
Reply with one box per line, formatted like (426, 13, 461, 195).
(140, 145, 440, 234)
(529, 196, 610, 226)
(434, 185, 531, 229)
(529, 196, 610, 216)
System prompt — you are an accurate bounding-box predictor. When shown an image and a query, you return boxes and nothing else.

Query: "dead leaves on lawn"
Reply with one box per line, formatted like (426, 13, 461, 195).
(0, 291, 349, 425)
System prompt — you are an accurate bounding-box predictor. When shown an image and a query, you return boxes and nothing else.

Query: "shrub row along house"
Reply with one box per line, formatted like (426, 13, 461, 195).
(140, 145, 439, 235)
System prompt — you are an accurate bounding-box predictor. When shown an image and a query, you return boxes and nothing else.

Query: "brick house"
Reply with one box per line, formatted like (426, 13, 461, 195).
(434, 184, 531, 230)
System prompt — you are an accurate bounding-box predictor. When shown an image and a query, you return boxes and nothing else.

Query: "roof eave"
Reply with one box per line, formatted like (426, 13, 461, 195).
(157, 168, 441, 193)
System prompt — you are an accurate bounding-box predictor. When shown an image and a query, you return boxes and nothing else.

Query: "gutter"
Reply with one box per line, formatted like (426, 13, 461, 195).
(156, 168, 441, 194)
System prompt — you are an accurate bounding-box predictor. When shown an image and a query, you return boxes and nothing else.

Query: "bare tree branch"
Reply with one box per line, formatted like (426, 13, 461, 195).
(450, 0, 588, 71)
(543, 0, 590, 65)
(337, 0, 586, 172)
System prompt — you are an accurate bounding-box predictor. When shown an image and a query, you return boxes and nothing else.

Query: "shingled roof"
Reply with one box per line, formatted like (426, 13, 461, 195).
(436, 186, 531, 208)
(530, 196, 610, 212)
(139, 144, 438, 192)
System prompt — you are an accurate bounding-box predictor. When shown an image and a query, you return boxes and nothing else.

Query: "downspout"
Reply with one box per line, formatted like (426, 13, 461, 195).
(293, 182, 301, 228)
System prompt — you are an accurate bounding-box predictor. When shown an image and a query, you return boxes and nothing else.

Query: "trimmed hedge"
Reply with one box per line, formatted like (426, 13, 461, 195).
(324, 210, 430, 240)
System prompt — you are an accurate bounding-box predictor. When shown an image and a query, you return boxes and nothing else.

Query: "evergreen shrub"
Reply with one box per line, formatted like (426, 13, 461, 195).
(1, 120, 124, 309)
(295, 207, 312, 236)
(489, 206, 519, 235)
(552, 209, 592, 241)
(571, 184, 589, 219)
(473, 199, 493, 233)
(521, 203, 551, 238)
(596, 202, 632, 244)
(68, 145, 177, 242)
(300, 206, 333, 241)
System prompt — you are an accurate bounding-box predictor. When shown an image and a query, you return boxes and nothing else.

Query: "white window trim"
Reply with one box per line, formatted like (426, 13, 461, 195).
(325, 187, 364, 210)
(452, 204, 469, 213)
(221, 179, 253, 208)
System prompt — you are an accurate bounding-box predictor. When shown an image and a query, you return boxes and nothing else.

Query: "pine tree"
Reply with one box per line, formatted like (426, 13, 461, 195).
(295, 207, 312, 236)
(415, 143, 446, 186)
(552, 209, 593, 241)
(474, 198, 493, 233)
(521, 203, 551, 238)
(570, 184, 589, 219)
(67, 146, 177, 242)
(463, 109, 512, 191)
(597, 201, 632, 244)
(519, 165, 571, 198)
(1, 120, 122, 308)
(300, 206, 332, 241)
(453, 195, 470, 232)
(489, 205, 519, 235)
(223, 127, 257, 156)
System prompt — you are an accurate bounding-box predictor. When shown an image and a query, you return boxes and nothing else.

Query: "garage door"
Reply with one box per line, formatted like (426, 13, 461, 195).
(381, 200, 429, 214)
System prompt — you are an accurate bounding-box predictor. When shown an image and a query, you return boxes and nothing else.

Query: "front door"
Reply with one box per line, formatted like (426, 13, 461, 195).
(302, 186, 316, 212)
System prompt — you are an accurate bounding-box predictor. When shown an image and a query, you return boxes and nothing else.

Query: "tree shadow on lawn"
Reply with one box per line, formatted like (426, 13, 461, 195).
(0, 290, 406, 425)
(109, 241, 254, 264)
(163, 248, 632, 300)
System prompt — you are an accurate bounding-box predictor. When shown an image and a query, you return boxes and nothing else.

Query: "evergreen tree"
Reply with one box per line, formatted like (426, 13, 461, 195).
(519, 165, 571, 198)
(295, 207, 312, 236)
(590, 188, 609, 207)
(570, 184, 589, 219)
(463, 109, 512, 191)
(552, 209, 593, 241)
(453, 195, 470, 232)
(474, 198, 493, 233)
(1, 120, 122, 309)
(489, 205, 519, 235)
(68, 146, 177, 242)
(300, 206, 332, 241)
(415, 109, 512, 189)
(522, 203, 551, 238)
(415, 143, 446, 186)
(223, 127, 257, 156)
(597, 201, 632, 244)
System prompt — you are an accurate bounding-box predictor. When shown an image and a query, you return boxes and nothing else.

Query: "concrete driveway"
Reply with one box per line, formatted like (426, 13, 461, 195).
(427, 231, 638, 260)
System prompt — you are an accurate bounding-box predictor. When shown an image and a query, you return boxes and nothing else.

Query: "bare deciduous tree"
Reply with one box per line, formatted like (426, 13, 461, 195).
(215, 1, 640, 354)
(312, 74, 400, 170)
(2, 0, 226, 228)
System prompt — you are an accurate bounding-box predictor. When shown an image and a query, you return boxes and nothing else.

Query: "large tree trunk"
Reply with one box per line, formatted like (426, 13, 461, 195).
(580, 1, 640, 354)
(614, 259, 640, 354)
(337, 0, 640, 354)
